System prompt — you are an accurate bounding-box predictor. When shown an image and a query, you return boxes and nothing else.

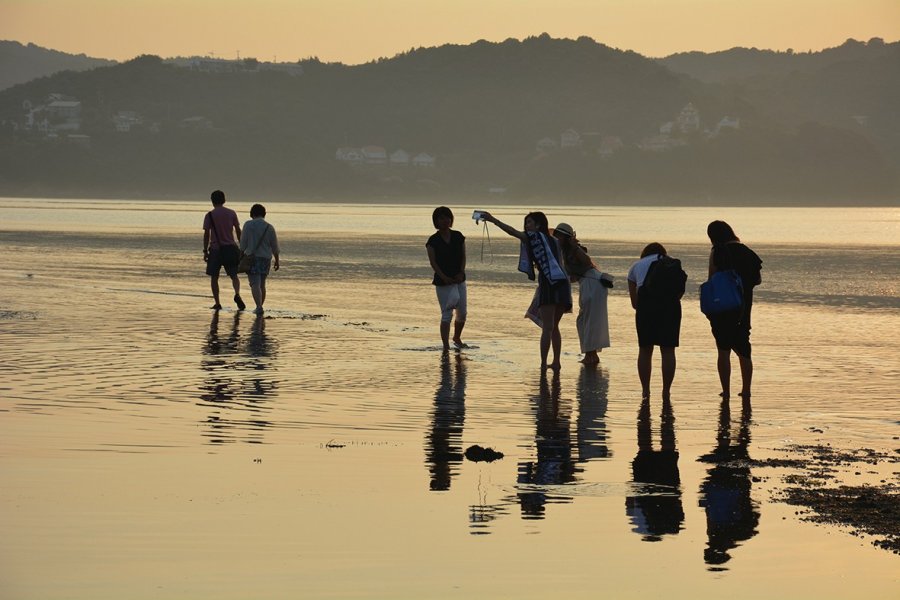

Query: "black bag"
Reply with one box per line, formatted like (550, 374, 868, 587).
(640, 255, 687, 301)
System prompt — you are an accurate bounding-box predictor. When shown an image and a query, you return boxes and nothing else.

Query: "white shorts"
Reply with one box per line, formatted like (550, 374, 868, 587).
(435, 282, 467, 323)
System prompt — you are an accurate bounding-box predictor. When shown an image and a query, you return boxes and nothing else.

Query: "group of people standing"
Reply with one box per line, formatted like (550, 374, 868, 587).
(426, 207, 762, 401)
(202, 190, 280, 315)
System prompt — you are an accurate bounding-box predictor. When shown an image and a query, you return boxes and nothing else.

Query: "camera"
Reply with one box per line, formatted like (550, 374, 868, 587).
(472, 210, 486, 224)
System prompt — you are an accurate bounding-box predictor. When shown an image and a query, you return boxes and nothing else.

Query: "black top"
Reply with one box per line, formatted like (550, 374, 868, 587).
(426, 230, 466, 286)
(712, 242, 762, 325)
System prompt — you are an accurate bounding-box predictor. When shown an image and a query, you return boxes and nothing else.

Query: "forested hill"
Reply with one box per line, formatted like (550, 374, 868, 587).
(0, 41, 116, 91)
(0, 35, 896, 204)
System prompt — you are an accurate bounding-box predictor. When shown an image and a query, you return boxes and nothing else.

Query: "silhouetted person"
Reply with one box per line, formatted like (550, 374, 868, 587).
(479, 211, 572, 371)
(240, 203, 280, 315)
(627, 242, 687, 401)
(203, 190, 244, 310)
(705, 220, 762, 400)
(576, 364, 611, 462)
(426, 206, 468, 351)
(625, 396, 684, 541)
(517, 372, 575, 518)
(698, 398, 759, 567)
(425, 353, 467, 491)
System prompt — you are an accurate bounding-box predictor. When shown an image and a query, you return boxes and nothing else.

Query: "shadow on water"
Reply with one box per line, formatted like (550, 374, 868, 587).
(697, 398, 760, 570)
(425, 352, 467, 491)
(625, 397, 685, 541)
(198, 312, 279, 444)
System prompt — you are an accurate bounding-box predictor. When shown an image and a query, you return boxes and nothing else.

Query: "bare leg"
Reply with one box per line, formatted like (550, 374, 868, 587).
(538, 304, 558, 370)
(638, 345, 653, 399)
(259, 278, 266, 307)
(660, 346, 676, 401)
(738, 353, 753, 399)
(250, 280, 263, 312)
(717, 348, 732, 399)
(452, 319, 466, 347)
(210, 275, 221, 306)
(551, 305, 564, 369)
(440, 321, 451, 350)
(230, 274, 241, 296)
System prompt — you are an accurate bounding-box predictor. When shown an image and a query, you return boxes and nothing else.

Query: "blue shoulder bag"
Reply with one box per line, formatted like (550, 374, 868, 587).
(700, 269, 743, 316)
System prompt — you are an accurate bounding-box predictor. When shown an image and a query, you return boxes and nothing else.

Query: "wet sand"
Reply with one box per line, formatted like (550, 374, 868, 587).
(1, 203, 898, 599)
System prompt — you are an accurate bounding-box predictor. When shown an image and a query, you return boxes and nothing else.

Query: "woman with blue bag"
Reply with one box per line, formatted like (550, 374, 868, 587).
(705, 221, 762, 401)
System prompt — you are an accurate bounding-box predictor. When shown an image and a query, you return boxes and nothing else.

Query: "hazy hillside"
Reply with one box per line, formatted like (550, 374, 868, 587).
(0, 41, 116, 91)
(0, 35, 895, 204)
(658, 38, 899, 84)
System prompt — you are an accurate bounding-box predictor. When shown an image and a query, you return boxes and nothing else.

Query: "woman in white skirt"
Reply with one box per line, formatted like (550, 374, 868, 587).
(553, 223, 611, 365)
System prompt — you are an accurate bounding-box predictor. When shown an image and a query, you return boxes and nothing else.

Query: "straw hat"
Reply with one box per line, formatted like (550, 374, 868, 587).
(554, 222, 575, 238)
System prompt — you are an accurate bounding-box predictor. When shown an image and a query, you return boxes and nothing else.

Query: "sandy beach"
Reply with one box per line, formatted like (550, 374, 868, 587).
(1, 200, 898, 599)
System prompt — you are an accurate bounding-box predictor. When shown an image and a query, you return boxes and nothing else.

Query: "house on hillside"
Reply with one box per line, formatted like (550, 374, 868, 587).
(597, 136, 624, 157)
(113, 110, 143, 133)
(412, 153, 436, 168)
(390, 149, 410, 166)
(180, 116, 213, 130)
(713, 116, 740, 136)
(560, 129, 582, 148)
(677, 103, 700, 133)
(336, 147, 363, 163)
(361, 145, 387, 165)
(536, 137, 558, 154)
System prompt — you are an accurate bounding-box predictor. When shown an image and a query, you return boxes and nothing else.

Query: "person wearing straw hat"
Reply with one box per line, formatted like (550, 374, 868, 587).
(553, 222, 612, 365)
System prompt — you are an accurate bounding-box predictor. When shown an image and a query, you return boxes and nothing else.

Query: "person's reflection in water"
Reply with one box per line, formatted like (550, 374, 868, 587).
(240, 315, 278, 441)
(199, 311, 277, 444)
(625, 396, 684, 541)
(698, 398, 759, 569)
(425, 352, 466, 491)
(200, 310, 242, 405)
(518, 371, 575, 519)
(576, 365, 611, 462)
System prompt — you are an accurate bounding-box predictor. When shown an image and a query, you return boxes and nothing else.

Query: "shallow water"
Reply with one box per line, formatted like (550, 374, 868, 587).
(1, 199, 898, 599)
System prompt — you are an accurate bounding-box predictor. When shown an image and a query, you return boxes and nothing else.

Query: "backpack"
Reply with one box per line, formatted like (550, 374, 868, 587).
(699, 269, 744, 316)
(640, 255, 687, 301)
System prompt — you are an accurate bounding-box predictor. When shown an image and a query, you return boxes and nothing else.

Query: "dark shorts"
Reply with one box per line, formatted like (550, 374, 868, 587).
(247, 257, 271, 286)
(538, 274, 573, 311)
(710, 310, 752, 357)
(635, 298, 681, 348)
(206, 245, 240, 277)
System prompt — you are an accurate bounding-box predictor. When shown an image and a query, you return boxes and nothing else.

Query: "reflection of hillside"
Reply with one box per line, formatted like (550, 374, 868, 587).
(698, 399, 759, 568)
(625, 398, 684, 541)
(199, 313, 278, 444)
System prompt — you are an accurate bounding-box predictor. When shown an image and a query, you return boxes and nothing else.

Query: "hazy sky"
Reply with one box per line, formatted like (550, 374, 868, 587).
(2, 0, 899, 63)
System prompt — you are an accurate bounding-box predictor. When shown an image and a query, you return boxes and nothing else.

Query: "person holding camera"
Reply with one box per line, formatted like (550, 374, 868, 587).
(552, 223, 611, 365)
(426, 206, 467, 351)
(479, 210, 571, 371)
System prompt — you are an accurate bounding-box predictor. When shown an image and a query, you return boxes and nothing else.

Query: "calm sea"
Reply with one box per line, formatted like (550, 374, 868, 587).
(1, 199, 898, 599)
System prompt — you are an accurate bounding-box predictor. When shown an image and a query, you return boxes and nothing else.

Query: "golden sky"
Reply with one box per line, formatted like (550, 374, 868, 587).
(2, 0, 899, 63)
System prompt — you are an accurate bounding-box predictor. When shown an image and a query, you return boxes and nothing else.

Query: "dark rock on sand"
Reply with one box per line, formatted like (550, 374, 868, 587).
(465, 445, 504, 462)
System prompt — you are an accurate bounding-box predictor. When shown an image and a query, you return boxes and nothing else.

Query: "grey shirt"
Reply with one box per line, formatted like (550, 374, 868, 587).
(240, 217, 279, 259)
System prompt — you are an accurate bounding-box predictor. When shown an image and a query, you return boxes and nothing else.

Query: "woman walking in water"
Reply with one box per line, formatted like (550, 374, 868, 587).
(480, 211, 572, 370)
